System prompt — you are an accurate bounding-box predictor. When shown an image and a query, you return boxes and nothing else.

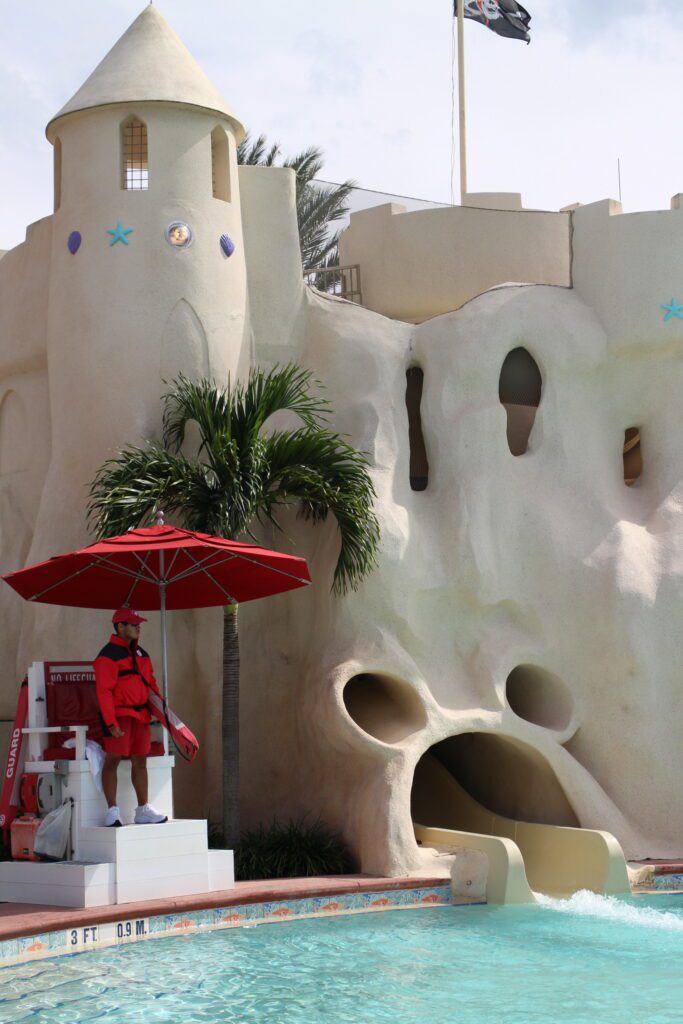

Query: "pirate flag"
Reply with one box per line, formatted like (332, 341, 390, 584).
(456, 1, 531, 43)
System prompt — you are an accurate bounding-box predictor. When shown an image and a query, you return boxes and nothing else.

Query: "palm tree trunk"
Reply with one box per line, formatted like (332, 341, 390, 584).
(222, 603, 240, 847)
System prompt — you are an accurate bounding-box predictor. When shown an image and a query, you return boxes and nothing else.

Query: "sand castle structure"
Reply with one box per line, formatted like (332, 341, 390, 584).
(1, 7, 682, 889)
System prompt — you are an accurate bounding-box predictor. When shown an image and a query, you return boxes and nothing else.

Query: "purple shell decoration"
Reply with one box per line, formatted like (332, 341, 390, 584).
(67, 231, 82, 255)
(219, 233, 235, 258)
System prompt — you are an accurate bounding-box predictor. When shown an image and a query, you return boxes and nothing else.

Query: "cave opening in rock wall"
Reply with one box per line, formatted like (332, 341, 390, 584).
(623, 427, 642, 486)
(343, 672, 427, 744)
(499, 347, 542, 456)
(411, 732, 578, 832)
(405, 367, 429, 490)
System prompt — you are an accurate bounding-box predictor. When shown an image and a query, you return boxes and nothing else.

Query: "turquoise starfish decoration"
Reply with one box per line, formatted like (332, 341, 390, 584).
(107, 222, 133, 247)
(661, 298, 683, 322)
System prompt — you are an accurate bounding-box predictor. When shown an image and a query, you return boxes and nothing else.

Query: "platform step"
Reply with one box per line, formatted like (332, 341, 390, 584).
(78, 818, 207, 864)
(0, 860, 116, 908)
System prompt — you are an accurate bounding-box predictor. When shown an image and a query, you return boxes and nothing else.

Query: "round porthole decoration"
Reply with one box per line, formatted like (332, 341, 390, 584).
(219, 233, 235, 258)
(165, 221, 193, 249)
(67, 231, 82, 255)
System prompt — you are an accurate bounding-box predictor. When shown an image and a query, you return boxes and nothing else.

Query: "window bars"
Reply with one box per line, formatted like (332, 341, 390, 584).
(122, 119, 149, 190)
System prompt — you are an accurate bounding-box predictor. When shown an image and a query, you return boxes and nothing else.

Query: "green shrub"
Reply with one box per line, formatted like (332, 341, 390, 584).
(224, 818, 354, 881)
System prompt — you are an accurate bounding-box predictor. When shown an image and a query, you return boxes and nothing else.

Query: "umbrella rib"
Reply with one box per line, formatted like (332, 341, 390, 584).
(130, 551, 160, 581)
(168, 547, 311, 589)
(168, 550, 240, 584)
(181, 548, 236, 603)
(220, 549, 312, 587)
(88, 556, 158, 586)
(164, 547, 183, 582)
(125, 551, 155, 605)
(25, 555, 149, 602)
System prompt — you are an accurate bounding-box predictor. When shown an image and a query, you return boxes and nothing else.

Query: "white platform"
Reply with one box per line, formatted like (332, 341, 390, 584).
(2, 661, 235, 908)
(0, 827, 234, 907)
(0, 860, 116, 907)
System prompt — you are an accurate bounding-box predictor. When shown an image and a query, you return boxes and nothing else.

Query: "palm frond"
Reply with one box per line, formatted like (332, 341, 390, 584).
(261, 428, 380, 594)
(297, 181, 354, 271)
(283, 146, 326, 187)
(233, 128, 355, 275)
(162, 375, 231, 454)
(90, 368, 380, 593)
(231, 364, 330, 443)
(87, 445, 214, 539)
(237, 131, 280, 167)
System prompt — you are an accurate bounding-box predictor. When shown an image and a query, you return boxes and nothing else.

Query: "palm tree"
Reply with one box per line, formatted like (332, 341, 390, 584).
(237, 131, 355, 272)
(88, 365, 379, 846)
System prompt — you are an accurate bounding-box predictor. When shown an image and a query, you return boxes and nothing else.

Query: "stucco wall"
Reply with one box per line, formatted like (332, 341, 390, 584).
(0, 217, 52, 718)
(339, 199, 571, 322)
(1, 20, 682, 872)
(240, 279, 683, 873)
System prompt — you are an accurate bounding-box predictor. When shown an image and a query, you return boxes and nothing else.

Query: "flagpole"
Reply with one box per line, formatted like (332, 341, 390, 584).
(457, 0, 467, 203)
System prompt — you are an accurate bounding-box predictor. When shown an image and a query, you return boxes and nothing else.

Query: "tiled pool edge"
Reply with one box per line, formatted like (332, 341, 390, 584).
(0, 885, 481, 969)
(653, 873, 683, 891)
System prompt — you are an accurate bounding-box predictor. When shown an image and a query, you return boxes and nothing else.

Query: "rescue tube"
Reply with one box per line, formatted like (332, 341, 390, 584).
(0, 679, 28, 837)
(147, 691, 199, 762)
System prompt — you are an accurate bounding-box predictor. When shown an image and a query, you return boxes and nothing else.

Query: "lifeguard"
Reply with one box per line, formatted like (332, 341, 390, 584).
(94, 609, 168, 827)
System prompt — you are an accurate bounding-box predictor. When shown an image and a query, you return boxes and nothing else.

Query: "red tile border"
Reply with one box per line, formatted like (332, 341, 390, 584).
(0, 874, 448, 942)
(630, 860, 683, 875)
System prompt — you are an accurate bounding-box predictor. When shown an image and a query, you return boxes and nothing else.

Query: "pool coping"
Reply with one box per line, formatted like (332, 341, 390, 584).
(0, 875, 484, 969)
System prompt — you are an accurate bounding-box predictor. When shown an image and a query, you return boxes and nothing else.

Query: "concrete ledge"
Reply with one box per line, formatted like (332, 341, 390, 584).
(0, 874, 449, 941)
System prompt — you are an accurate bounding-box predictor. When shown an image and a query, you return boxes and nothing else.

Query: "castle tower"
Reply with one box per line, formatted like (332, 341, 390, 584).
(19, 7, 249, 669)
(34, 6, 247, 550)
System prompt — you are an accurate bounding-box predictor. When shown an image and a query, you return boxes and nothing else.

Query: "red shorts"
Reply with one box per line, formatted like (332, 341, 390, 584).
(102, 716, 151, 757)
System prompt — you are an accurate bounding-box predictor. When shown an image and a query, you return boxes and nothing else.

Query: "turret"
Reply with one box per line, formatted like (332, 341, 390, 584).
(31, 5, 249, 560)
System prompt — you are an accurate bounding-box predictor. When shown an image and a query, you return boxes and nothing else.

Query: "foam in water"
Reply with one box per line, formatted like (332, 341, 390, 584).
(536, 889, 683, 931)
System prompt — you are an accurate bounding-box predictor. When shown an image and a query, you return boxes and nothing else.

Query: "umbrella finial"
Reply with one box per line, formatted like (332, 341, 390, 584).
(155, 510, 165, 526)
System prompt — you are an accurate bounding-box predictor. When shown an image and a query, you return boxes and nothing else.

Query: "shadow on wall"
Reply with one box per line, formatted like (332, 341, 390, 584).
(412, 732, 579, 830)
(499, 348, 542, 456)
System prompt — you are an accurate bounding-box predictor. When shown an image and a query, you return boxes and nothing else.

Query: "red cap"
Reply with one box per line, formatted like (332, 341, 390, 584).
(112, 608, 147, 625)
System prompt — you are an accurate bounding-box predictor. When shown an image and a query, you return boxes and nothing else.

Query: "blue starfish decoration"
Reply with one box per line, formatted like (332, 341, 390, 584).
(107, 222, 133, 247)
(661, 298, 683, 322)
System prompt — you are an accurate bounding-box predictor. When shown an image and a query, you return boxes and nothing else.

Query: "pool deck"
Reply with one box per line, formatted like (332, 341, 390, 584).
(631, 859, 683, 874)
(0, 874, 452, 941)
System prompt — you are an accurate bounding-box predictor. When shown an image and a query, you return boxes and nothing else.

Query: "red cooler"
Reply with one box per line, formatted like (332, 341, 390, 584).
(10, 814, 42, 861)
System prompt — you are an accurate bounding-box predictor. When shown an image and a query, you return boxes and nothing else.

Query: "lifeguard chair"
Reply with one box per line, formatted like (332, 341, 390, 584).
(0, 662, 233, 907)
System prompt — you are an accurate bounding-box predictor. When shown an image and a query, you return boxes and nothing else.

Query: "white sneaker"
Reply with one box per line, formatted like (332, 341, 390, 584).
(134, 803, 168, 825)
(105, 805, 123, 827)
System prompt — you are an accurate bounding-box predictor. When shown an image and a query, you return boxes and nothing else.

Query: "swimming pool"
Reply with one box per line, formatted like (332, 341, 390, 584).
(2, 891, 681, 1023)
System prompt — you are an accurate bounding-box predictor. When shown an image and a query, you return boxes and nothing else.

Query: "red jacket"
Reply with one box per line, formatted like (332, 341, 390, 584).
(94, 635, 161, 732)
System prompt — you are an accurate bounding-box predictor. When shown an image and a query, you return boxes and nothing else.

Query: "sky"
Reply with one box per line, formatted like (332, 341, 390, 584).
(1, 0, 682, 251)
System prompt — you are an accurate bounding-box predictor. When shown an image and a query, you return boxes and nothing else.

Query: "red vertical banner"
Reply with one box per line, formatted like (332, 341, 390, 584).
(0, 679, 28, 837)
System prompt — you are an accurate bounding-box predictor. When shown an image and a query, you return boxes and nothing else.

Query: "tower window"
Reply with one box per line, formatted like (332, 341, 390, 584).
(53, 137, 62, 211)
(211, 127, 231, 202)
(121, 117, 149, 190)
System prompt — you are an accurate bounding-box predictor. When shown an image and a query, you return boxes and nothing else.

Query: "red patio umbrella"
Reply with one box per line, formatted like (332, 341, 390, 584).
(2, 515, 312, 749)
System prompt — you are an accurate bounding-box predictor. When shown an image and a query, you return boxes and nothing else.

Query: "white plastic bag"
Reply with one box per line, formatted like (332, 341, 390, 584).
(34, 800, 72, 861)
(63, 738, 105, 792)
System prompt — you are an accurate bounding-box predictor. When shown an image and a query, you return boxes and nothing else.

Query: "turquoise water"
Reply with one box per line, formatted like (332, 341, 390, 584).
(2, 892, 683, 1023)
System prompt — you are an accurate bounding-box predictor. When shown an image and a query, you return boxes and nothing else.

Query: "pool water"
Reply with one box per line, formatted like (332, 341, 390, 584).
(2, 892, 682, 1024)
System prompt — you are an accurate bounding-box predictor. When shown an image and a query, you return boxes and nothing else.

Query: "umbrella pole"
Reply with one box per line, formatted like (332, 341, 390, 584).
(159, 551, 170, 757)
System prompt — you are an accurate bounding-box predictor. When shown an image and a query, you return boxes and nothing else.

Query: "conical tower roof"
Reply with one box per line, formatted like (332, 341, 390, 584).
(46, 5, 244, 142)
